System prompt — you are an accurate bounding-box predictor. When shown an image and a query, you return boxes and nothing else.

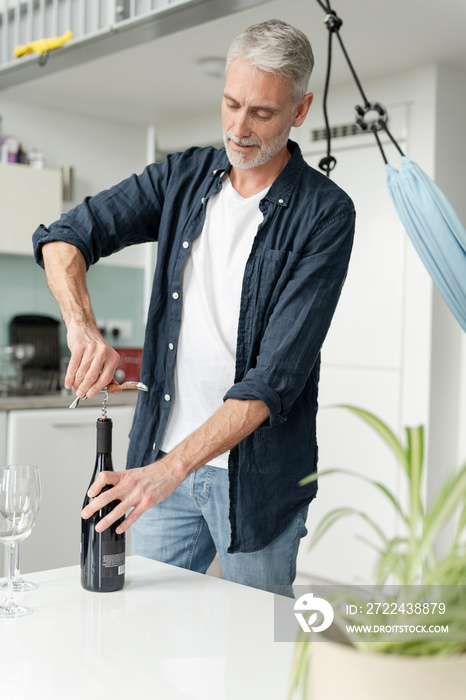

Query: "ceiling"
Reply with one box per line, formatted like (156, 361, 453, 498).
(1, 0, 466, 131)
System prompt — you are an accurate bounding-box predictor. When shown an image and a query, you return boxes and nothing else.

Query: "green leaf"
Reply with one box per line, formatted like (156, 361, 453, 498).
(288, 633, 310, 700)
(371, 480, 408, 523)
(421, 551, 463, 585)
(307, 506, 388, 551)
(375, 538, 410, 584)
(335, 404, 410, 475)
(298, 467, 340, 487)
(424, 463, 466, 544)
(300, 467, 408, 523)
(307, 507, 357, 549)
(406, 425, 425, 532)
(454, 481, 466, 542)
(409, 462, 466, 581)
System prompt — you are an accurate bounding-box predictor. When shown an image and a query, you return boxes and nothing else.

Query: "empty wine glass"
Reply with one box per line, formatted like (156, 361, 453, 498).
(0, 466, 39, 617)
(0, 465, 41, 592)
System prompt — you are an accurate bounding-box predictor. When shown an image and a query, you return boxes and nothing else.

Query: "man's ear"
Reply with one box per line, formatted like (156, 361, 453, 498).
(293, 93, 314, 128)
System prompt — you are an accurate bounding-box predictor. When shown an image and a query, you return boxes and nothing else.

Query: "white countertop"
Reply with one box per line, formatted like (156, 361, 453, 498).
(0, 555, 294, 700)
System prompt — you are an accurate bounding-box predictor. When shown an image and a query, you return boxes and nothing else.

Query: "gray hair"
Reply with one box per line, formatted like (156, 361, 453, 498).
(226, 19, 314, 104)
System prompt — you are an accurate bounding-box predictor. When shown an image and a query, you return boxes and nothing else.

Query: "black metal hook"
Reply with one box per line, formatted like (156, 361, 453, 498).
(324, 12, 343, 32)
(355, 102, 388, 133)
(318, 155, 337, 175)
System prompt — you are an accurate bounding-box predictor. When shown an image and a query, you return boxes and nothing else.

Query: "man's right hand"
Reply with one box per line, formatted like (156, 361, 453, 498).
(41, 241, 121, 399)
(65, 323, 121, 399)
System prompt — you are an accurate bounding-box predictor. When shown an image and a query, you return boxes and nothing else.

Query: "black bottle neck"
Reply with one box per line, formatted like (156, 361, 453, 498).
(96, 417, 113, 455)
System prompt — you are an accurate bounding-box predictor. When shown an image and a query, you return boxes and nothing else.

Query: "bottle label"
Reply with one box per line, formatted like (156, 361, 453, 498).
(101, 540, 125, 577)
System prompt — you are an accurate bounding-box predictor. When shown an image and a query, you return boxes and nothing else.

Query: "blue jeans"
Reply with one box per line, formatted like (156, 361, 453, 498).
(132, 457, 308, 597)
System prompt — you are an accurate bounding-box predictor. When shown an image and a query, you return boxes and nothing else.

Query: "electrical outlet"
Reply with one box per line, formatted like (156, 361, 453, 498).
(107, 320, 133, 341)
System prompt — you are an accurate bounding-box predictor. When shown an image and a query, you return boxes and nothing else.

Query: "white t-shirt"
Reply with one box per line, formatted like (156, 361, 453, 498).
(161, 175, 269, 467)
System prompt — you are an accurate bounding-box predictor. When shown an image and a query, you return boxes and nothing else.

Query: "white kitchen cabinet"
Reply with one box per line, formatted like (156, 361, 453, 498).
(0, 163, 62, 255)
(6, 405, 135, 574)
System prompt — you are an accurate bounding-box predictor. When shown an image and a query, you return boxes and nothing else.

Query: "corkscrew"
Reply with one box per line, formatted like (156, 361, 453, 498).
(101, 389, 109, 419)
(69, 381, 148, 409)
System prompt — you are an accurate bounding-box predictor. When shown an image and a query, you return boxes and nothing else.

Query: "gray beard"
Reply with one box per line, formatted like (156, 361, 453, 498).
(222, 123, 292, 169)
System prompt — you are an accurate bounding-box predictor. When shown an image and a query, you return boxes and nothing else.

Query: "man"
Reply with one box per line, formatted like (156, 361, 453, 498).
(33, 19, 355, 596)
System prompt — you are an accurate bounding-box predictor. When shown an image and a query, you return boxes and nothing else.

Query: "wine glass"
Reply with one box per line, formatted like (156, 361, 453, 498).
(0, 465, 41, 592)
(0, 466, 39, 617)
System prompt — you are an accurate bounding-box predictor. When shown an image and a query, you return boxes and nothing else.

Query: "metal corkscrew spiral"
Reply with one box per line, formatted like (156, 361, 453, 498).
(101, 390, 109, 419)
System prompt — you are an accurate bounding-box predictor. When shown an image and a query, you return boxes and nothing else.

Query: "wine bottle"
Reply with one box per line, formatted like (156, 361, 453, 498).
(81, 417, 125, 592)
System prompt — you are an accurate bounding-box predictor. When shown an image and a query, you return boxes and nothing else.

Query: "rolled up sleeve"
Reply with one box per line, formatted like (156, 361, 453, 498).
(32, 159, 172, 268)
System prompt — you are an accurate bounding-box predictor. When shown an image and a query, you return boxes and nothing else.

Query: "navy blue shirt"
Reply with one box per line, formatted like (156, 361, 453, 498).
(33, 140, 355, 553)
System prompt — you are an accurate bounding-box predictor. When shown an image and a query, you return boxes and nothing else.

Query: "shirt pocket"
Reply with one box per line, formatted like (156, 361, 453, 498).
(253, 248, 300, 322)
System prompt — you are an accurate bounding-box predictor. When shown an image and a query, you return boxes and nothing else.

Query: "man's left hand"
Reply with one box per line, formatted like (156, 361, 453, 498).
(81, 458, 183, 534)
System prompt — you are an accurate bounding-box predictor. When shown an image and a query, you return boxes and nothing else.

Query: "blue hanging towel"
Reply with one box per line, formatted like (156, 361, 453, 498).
(386, 156, 466, 332)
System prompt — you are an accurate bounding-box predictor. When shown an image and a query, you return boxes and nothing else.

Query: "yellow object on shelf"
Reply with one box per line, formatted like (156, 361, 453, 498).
(14, 30, 73, 58)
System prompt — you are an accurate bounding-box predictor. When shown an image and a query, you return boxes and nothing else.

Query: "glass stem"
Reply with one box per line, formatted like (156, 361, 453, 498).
(12, 542, 21, 583)
(5, 544, 16, 608)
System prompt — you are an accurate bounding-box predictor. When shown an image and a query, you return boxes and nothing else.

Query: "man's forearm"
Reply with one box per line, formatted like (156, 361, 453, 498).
(42, 241, 97, 329)
(163, 398, 270, 480)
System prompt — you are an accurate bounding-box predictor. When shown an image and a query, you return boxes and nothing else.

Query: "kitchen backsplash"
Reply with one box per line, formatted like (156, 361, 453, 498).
(0, 254, 145, 352)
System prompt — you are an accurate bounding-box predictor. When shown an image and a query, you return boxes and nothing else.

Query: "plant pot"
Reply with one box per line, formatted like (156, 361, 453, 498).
(310, 640, 466, 700)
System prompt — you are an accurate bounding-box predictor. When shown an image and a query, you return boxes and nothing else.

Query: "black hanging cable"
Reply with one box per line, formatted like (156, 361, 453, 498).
(317, 6, 343, 176)
(314, 0, 405, 173)
(379, 121, 405, 158)
(315, 0, 331, 12)
(318, 16, 337, 175)
(372, 129, 388, 165)
(332, 30, 370, 108)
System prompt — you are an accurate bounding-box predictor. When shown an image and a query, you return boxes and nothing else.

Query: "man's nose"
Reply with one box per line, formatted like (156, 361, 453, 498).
(231, 109, 252, 138)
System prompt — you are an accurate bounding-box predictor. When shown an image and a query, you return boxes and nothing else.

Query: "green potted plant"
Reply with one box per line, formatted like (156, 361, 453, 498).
(289, 405, 466, 700)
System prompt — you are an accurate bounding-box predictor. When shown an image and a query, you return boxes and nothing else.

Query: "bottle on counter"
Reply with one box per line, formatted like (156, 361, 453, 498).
(81, 417, 125, 592)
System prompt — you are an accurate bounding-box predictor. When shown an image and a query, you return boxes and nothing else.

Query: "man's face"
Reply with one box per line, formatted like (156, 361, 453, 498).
(221, 59, 298, 170)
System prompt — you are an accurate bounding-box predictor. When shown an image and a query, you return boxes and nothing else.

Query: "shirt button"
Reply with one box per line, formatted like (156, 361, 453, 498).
(182, 241, 189, 249)
(213, 169, 217, 175)
(201, 197, 205, 204)
(164, 394, 171, 402)
(278, 198, 284, 204)
(172, 291, 179, 300)
(168, 342, 174, 350)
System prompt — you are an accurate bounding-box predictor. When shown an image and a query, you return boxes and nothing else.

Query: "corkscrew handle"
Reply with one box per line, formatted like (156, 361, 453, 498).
(106, 382, 148, 393)
(69, 381, 148, 409)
